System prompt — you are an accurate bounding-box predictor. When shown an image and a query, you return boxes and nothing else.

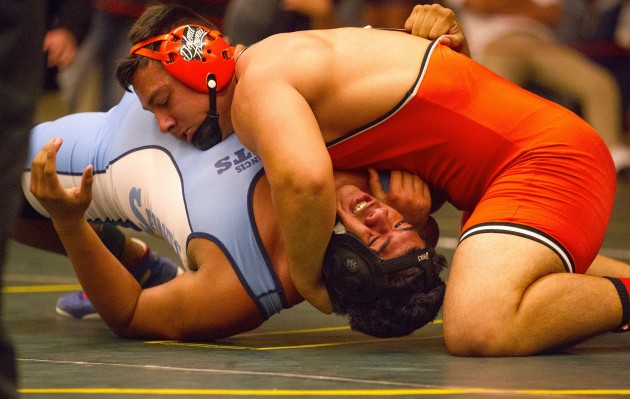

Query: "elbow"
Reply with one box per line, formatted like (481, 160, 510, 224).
(109, 321, 188, 341)
(274, 164, 333, 197)
(108, 323, 141, 340)
(295, 173, 331, 197)
(112, 327, 140, 340)
(106, 316, 145, 340)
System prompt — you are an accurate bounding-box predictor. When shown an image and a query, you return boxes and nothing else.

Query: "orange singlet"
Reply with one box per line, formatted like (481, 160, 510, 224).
(327, 40, 616, 274)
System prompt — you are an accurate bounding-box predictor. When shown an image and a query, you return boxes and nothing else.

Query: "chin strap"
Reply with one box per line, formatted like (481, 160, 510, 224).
(191, 73, 223, 150)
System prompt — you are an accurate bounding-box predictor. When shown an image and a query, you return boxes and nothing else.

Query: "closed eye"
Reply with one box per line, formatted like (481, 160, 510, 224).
(370, 221, 414, 253)
(368, 236, 379, 246)
(369, 221, 405, 248)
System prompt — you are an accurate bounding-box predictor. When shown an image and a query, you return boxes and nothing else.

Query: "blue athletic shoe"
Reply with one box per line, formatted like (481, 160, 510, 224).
(55, 249, 181, 319)
(129, 249, 182, 289)
(55, 291, 101, 320)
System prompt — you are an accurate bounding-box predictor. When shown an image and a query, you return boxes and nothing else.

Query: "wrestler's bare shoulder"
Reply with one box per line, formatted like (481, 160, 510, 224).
(234, 28, 433, 140)
(237, 27, 431, 78)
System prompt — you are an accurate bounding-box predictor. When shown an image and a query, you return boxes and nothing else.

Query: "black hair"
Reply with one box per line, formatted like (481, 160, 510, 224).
(325, 247, 447, 338)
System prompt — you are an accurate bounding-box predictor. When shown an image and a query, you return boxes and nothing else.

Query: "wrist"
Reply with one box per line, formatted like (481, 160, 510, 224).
(51, 216, 87, 235)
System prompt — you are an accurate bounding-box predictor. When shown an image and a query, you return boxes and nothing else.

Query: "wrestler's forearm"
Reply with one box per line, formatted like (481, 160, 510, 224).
(271, 171, 336, 314)
(52, 217, 142, 335)
(262, 134, 336, 313)
(233, 79, 337, 313)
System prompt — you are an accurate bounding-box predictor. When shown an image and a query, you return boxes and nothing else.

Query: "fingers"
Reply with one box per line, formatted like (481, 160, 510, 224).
(80, 164, 94, 203)
(403, 170, 418, 193)
(43, 138, 62, 187)
(30, 138, 62, 196)
(388, 169, 400, 191)
(438, 31, 469, 56)
(412, 172, 430, 200)
(370, 169, 429, 210)
(404, 6, 419, 33)
(29, 138, 95, 220)
(406, 4, 454, 38)
(386, 170, 407, 207)
(390, 169, 424, 196)
(404, 4, 470, 55)
(368, 168, 387, 202)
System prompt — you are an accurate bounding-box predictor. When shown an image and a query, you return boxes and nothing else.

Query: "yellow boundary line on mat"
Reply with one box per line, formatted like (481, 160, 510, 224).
(144, 322, 443, 351)
(18, 388, 630, 396)
(3, 284, 81, 293)
(145, 335, 441, 351)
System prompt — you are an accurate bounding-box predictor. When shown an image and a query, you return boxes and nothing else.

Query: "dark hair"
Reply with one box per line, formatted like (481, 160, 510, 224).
(325, 248, 447, 338)
(115, 4, 217, 92)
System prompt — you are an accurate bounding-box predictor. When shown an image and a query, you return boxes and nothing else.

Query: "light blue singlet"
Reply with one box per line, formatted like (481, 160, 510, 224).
(23, 92, 285, 319)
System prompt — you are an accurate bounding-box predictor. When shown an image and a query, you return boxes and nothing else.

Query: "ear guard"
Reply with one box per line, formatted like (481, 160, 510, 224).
(130, 24, 235, 92)
(322, 233, 437, 304)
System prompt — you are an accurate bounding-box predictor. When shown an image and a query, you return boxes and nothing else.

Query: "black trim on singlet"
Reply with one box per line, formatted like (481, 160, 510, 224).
(247, 169, 289, 310)
(460, 222, 575, 273)
(326, 38, 439, 148)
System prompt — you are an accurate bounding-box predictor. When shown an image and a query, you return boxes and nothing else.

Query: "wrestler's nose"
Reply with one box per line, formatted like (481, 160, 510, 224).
(155, 111, 175, 134)
(365, 207, 391, 233)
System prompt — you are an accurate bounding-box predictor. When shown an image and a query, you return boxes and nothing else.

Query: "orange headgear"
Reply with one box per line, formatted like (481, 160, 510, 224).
(129, 24, 236, 92)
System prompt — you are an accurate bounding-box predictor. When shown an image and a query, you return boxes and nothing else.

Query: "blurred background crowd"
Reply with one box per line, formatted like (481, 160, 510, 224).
(1, 1, 628, 397)
(41, 0, 630, 173)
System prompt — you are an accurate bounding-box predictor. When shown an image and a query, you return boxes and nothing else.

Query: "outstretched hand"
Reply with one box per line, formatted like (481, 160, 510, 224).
(404, 3, 470, 57)
(29, 138, 94, 224)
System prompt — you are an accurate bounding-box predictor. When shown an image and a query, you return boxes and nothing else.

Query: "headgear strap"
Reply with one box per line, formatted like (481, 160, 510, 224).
(323, 232, 438, 303)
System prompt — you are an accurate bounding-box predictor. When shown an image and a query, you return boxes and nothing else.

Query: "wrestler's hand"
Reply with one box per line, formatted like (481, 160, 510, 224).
(369, 168, 440, 248)
(368, 168, 431, 228)
(404, 3, 470, 57)
(29, 138, 94, 225)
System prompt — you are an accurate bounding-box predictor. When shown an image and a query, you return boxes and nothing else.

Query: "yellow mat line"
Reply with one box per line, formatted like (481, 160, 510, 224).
(237, 319, 442, 337)
(3, 284, 82, 293)
(237, 326, 351, 336)
(145, 334, 440, 351)
(145, 319, 441, 345)
(18, 388, 630, 396)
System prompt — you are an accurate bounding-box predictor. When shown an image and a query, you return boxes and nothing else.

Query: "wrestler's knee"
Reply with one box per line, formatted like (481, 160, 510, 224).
(442, 307, 524, 357)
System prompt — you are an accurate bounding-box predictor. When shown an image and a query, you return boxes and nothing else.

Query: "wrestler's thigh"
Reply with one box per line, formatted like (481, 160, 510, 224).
(443, 233, 565, 334)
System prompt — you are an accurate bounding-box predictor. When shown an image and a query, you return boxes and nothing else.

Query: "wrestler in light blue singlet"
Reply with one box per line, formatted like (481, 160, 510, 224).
(23, 92, 285, 319)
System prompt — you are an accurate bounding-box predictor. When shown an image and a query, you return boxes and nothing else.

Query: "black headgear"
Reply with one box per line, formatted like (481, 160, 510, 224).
(322, 232, 438, 304)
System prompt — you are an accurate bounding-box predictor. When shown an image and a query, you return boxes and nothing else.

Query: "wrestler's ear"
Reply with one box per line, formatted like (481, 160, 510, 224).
(419, 216, 439, 248)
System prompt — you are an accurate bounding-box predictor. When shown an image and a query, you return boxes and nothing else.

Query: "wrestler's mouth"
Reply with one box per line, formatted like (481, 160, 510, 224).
(183, 128, 193, 143)
(354, 201, 368, 213)
(352, 193, 373, 214)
